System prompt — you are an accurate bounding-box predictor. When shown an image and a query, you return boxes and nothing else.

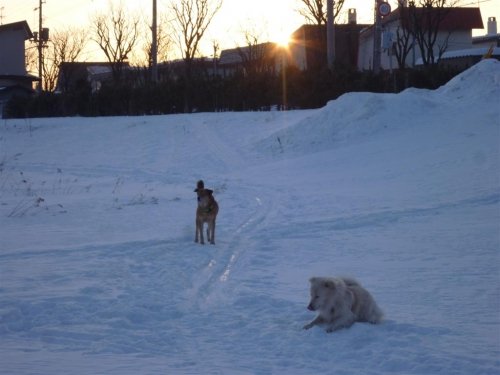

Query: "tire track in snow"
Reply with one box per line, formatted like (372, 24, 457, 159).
(185, 194, 272, 309)
(183, 118, 273, 308)
(219, 196, 263, 283)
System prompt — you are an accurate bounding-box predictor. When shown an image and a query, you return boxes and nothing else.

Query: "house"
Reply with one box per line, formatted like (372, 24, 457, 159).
(436, 17, 500, 70)
(56, 62, 130, 93)
(473, 17, 499, 48)
(289, 9, 370, 71)
(432, 47, 500, 70)
(58, 59, 220, 93)
(163, 57, 218, 80)
(358, 6, 484, 71)
(0, 21, 39, 117)
(218, 42, 284, 77)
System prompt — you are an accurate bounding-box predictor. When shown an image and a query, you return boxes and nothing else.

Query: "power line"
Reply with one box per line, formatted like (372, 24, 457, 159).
(459, 0, 496, 6)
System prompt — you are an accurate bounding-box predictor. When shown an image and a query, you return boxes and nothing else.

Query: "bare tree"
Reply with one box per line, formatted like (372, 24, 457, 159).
(172, 0, 222, 62)
(43, 27, 88, 92)
(91, 2, 140, 82)
(406, 0, 459, 67)
(143, 14, 173, 69)
(171, 0, 223, 112)
(394, 1, 413, 69)
(297, 0, 345, 25)
(124, 15, 174, 84)
(394, 24, 413, 69)
(236, 28, 276, 76)
(25, 46, 38, 76)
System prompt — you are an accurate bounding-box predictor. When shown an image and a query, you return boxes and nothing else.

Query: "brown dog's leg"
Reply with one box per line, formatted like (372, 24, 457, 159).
(209, 220, 216, 244)
(195, 219, 205, 244)
(199, 221, 205, 244)
(195, 219, 199, 243)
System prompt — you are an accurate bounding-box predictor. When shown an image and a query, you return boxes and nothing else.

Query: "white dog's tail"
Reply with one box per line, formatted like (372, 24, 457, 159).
(341, 277, 361, 288)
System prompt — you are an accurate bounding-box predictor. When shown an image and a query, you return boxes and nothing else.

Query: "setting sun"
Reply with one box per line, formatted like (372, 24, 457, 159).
(208, 0, 302, 52)
(273, 28, 293, 48)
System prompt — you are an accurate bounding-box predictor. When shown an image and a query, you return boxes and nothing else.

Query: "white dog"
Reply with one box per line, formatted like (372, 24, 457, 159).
(303, 277, 383, 333)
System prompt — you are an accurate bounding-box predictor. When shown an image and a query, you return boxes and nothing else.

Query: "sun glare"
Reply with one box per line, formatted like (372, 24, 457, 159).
(266, 3, 302, 49)
(273, 27, 294, 48)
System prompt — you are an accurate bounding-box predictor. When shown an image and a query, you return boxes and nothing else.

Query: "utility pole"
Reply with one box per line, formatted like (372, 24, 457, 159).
(372, 0, 382, 74)
(37, 0, 44, 92)
(326, 0, 335, 69)
(151, 0, 158, 83)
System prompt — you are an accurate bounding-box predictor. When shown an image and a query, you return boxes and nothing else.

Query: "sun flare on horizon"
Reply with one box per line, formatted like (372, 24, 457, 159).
(273, 28, 293, 48)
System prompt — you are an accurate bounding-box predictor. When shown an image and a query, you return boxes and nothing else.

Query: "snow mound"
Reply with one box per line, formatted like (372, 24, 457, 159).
(436, 58, 500, 100)
(256, 59, 500, 157)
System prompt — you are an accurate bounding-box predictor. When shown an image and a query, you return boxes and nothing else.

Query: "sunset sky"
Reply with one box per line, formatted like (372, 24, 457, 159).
(1, 0, 499, 61)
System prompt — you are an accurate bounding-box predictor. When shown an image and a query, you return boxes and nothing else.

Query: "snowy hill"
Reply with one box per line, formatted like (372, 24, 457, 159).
(1, 59, 499, 374)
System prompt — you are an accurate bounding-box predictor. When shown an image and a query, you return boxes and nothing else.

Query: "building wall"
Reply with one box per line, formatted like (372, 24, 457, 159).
(359, 23, 475, 70)
(289, 28, 308, 70)
(473, 37, 500, 48)
(289, 24, 366, 71)
(358, 33, 374, 71)
(0, 29, 27, 75)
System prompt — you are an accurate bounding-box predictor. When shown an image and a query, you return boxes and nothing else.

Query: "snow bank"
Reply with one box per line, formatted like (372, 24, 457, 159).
(257, 59, 500, 158)
(437, 58, 500, 100)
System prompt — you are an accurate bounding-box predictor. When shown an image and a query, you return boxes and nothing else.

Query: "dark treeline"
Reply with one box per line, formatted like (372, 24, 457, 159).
(5, 64, 461, 118)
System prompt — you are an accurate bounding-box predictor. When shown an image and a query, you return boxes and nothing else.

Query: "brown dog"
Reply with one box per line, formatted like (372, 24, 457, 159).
(194, 180, 219, 245)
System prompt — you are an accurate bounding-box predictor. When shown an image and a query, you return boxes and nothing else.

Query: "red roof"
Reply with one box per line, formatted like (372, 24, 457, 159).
(390, 7, 483, 30)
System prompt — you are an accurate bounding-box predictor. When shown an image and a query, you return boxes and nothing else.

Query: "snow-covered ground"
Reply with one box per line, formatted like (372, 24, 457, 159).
(1, 59, 499, 374)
